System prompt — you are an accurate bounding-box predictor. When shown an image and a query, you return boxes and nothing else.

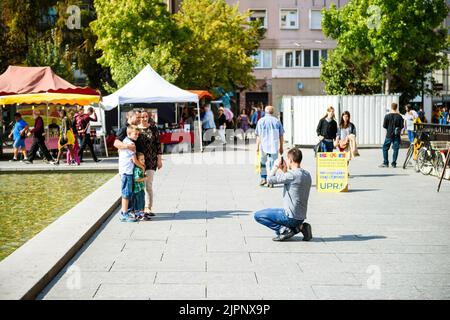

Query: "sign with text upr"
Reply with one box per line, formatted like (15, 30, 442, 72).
(316, 152, 348, 193)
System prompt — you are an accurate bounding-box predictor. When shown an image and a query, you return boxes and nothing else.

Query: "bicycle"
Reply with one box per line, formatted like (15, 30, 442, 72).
(415, 133, 448, 177)
(402, 133, 423, 170)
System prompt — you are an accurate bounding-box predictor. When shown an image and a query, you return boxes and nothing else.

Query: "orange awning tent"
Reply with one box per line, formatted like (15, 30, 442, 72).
(188, 90, 213, 100)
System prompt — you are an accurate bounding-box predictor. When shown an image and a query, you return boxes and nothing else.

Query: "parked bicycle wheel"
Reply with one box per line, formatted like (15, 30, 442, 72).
(403, 144, 414, 169)
(416, 148, 433, 175)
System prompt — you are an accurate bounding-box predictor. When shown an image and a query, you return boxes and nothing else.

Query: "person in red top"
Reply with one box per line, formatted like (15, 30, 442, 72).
(24, 110, 54, 164)
(75, 106, 101, 162)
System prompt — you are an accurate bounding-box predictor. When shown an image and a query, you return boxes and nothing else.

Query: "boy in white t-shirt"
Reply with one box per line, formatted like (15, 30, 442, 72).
(118, 125, 145, 222)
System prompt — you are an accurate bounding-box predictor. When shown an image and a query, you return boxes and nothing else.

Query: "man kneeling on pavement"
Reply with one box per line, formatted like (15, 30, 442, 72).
(254, 147, 312, 241)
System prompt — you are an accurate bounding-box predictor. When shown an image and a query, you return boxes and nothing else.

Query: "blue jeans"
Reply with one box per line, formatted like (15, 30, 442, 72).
(260, 150, 278, 180)
(382, 136, 401, 166)
(133, 190, 145, 212)
(407, 130, 414, 144)
(320, 140, 334, 152)
(254, 208, 303, 235)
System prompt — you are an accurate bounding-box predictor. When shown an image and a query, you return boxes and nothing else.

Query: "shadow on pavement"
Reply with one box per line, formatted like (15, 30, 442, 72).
(152, 210, 252, 221)
(346, 189, 381, 193)
(351, 174, 409, 178)
(288, 234, 386, 242)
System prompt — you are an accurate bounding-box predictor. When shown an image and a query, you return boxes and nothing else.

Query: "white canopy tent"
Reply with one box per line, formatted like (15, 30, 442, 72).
(101, 65, 202, 151)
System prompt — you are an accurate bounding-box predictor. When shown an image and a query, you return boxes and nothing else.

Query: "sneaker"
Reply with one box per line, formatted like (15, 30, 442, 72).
(300, 223, 312, 241)
(268, 183, 274, 188)
(94, 159, 102, 163)
(52, 161, 60, 165)
(119, 212, 137, 222)
(391, 163, 397, 168)
(145, 211, 155, 217)
(9, 158, 18, 162)
(22, 160, 32, 164)
(272, 227, 295, 241)
(259, 179, 267, 186)
(378, 163, 389, 168)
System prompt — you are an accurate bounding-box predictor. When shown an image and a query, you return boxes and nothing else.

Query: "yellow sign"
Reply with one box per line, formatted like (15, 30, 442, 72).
(316, 152, 348, 192)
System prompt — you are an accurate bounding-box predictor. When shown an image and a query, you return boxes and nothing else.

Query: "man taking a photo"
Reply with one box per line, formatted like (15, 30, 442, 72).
(254, 147, 313, 242)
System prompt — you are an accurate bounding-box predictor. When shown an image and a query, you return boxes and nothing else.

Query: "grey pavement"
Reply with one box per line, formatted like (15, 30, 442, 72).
(38, 143, 450, 300)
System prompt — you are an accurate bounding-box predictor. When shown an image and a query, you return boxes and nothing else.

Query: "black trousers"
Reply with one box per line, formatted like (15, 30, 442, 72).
(78, 133, 98, 161)
(28, 136, 53, 162)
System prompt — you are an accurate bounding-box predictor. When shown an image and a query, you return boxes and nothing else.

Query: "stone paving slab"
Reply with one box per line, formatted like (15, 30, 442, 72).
(39, 145, 450, 300)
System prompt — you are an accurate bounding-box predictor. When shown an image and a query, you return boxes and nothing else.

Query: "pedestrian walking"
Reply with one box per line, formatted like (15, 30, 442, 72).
(75, 106, 101, 162)
(379, 103, 404, 168)
(403, 105, 417, 144)
(254, 148, 312, 242)
(8, 112, 29, 162)
(237, 109, 250, 141)
(316, 106, 338, 152)
(66, 110, 80, 165)
(139, 110, 162, 219)
(23, 110, 54, 164)
(217, 107, 227, 144)
(250, 105, 265, 128)
(255, 105, 284, 188)
(53, 109, 76, 165)
(439, 106, 448, 125)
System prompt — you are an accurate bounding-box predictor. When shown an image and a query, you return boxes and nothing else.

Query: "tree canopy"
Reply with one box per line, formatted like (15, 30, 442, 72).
(321, 0, 449, 102)
(91, 0, 262, 92)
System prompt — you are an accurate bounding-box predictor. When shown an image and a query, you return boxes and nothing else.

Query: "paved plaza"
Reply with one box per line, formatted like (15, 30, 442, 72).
(38, 143, 450, 300)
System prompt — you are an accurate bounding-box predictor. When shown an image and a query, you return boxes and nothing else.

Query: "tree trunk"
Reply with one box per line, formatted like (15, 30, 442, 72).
(384, 70, 391, 95)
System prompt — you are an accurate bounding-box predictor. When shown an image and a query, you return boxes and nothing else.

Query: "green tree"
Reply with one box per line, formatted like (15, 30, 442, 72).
(174, 0, 262, 90)
(321, 0, 449, 102)
(90, 0, 262, 92)
(0, 0, 56, 72)
(90, 0, 180, 90)
(24, 29, 74, 81)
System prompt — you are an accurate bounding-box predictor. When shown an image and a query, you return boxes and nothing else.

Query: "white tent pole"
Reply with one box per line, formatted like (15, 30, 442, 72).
(118, 102, 121, 130)
(175, 103, 178, 124)
(46, 102, 49, 141)
(197, 101, 202, 152)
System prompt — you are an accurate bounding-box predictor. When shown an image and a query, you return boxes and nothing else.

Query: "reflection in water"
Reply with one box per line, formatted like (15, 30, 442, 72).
(0, 172, 116, 261)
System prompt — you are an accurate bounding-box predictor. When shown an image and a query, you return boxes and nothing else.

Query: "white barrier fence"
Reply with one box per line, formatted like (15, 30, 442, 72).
(282, 94, 400, 146)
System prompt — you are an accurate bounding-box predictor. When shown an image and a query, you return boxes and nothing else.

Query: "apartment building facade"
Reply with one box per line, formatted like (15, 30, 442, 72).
(225, 0, 349, 113)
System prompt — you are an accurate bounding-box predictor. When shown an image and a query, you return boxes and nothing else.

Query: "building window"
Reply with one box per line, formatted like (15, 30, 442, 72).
(280, 9, 299, 29)
(310, 10, 322, 30)
(253, 50, 272, 69)
(295, 50, 302, 67)
(321, 49, 328, 60)
(312, 50, 320, 67)
(249, 9, 268, 28)
(276, 50, 303, 68)
(304, 50, 311, 67)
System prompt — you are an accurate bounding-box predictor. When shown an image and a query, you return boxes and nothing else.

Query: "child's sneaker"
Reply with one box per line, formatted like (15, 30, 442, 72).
(119, 212, 137, 222)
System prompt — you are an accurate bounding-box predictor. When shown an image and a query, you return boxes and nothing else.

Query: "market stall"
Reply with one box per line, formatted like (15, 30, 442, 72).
(0, 66, 102, 156)
(101, 65, 202, 151)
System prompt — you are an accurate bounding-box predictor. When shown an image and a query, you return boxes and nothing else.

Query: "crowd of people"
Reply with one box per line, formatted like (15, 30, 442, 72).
(7, 106, 101, 165)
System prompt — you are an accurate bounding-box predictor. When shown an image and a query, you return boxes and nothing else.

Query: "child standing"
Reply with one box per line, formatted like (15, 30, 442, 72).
(118, 126, 145, 222)
(133, 152, 150, 221)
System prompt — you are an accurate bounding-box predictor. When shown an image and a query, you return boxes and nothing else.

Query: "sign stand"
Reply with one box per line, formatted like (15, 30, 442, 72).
(316, 152, 349, 193)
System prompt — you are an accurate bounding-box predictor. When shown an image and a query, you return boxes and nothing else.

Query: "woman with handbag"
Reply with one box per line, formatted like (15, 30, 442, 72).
(336, 111, 359, 160)
(53, 109, 76, 165)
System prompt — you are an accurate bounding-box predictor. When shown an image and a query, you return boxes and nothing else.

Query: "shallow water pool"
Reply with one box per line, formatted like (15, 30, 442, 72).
(0, 172, 116, 261)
